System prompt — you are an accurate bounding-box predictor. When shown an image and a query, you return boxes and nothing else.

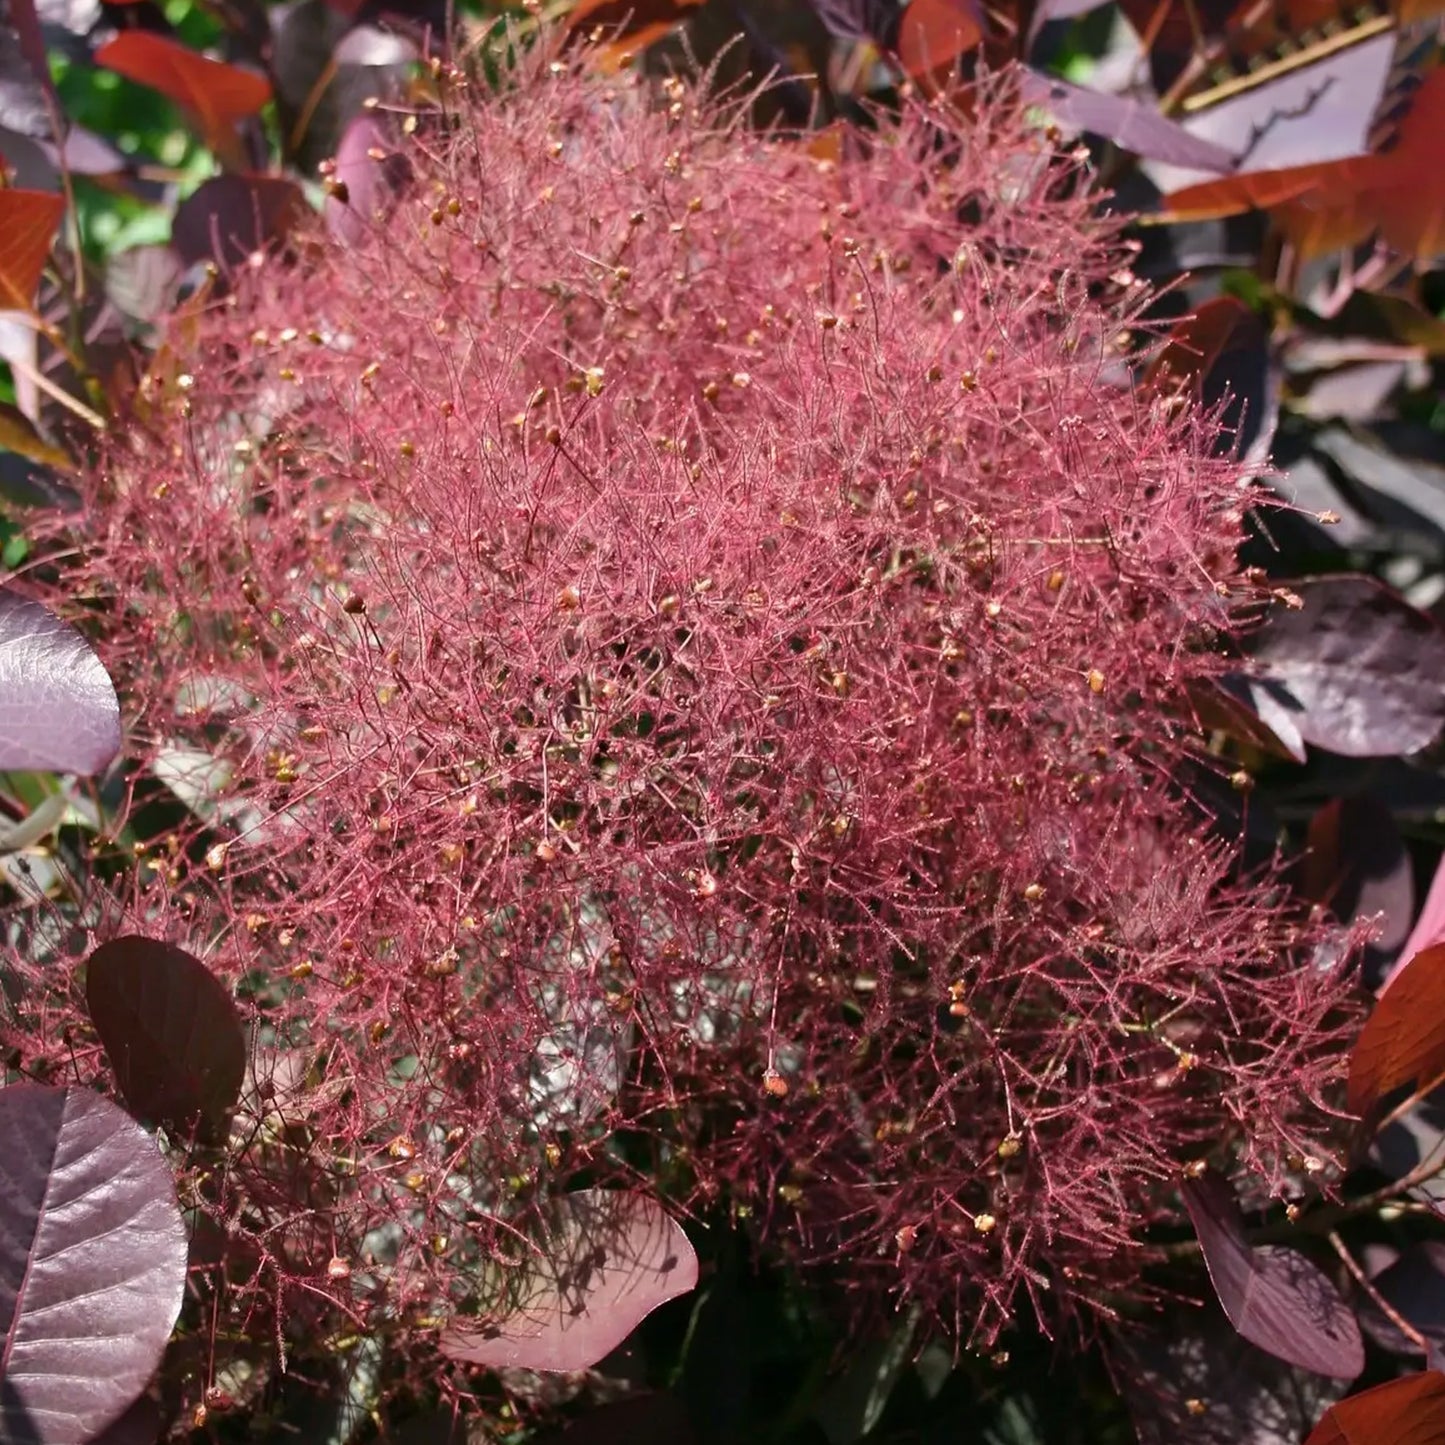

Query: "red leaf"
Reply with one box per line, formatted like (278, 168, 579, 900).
(1181, 1172, 1364, 1378)
(1304, 1370, 1445, 1445)
(564, 0, 705, 47)
(897, 0, 983, 80)
(1349, 942, 1445, 1119)
(1186, 676, 1306, 761)
(0, 188, 64, 311)
(95, 33, 271, 157)
(1164, 69, 1445, 259)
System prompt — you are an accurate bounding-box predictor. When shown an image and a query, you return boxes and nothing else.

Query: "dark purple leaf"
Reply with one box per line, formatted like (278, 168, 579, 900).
(0, 589, 121, 775)
(85, 935, 247, 1136)
(1310, 427, 1445, 547)
(1149, 28, 1399, 198)
(1248, 576, 1445, 758)
(170, 173, 310, 269)
(1115, 1307, 1348, 1445)
(0, 1084, 186, 1444)
(1181, 1172, 1363, 1379)
(1018, 70, 1237, 171)
(440, 1191, 698, 1372)
(1302, 795, 1413, 958)
(325, 111, 411, 247)
(1147, 297, 1275, 463)
(809, 0, 902, 45)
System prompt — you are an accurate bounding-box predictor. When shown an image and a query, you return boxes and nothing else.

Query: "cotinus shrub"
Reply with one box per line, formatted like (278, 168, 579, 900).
(20, 53, 1356, 1362)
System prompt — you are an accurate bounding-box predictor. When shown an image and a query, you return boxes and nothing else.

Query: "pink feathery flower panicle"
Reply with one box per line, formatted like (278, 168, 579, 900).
(25, 57, 1356, 1348)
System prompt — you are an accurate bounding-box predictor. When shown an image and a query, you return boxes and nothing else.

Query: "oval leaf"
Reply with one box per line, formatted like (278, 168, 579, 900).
(0, 589, 121, 775)
(94, 33, 271, 156)
(1303, 795, 1413, 959)
(171, 174, 310, 269)
(440, 1190, 697, 1372)
(897, 0, 984, 80)
(1181, 1173, 1364, 1379)
(1349, 942, 1445, 1120)
(86, 935, 247, 1135)
(1248, 575, 1445, 758)
(1304, 1370, 1445, 1445)
(0, 1084, 187, 1444)
(0, 187, 64, 311)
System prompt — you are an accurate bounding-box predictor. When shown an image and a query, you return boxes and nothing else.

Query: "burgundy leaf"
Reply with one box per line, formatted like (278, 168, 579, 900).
(170, 174, 310, 269)
(1302, 795, 1413, 956)
(104, 242, 186, 325)
(1181, 1172, 1363, 1379)
(440, 1191, 697, 1372)
(1348, 942, 1445, 1119)
(1248, 575, 1445, 758)
(85, 935, 247, 1135)
(0, 588, 121, 775)
(1304, 1370, 1445, 1445)
(0, 1084, 186, 1444)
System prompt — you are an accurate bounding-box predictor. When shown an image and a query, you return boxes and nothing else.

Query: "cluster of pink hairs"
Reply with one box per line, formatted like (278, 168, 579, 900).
(13, 50, 1358, 1369)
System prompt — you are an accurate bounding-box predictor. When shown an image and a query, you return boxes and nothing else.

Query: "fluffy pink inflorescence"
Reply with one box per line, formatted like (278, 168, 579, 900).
(27, 60, 1354, 1348)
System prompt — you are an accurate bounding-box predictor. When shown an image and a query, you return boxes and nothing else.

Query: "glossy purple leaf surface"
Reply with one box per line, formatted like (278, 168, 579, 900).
(0, 1085, 186, 1443)
(0, 588, 121, 775)
(1248, 576, 1445, 758)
